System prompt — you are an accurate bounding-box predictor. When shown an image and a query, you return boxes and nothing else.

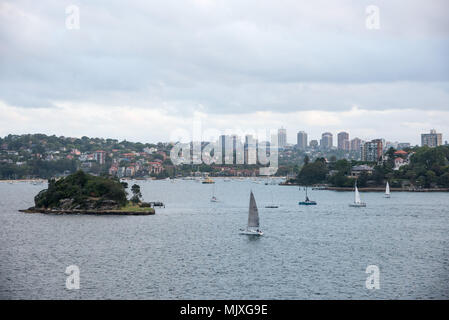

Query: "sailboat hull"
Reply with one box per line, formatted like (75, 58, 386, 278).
(239, 229, 263, 236)
(299, 201, 317, 205)
(349, 203, 366, 207)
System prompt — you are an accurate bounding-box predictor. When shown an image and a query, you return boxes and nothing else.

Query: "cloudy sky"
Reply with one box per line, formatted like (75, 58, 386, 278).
(1, 0, 448, 145)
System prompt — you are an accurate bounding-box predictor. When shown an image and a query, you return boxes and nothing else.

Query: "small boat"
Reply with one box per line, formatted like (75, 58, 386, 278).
(150, 201, 165, 208)
(265, 189, 279, 208)
(240, 191, 263, 236)
(210, 184, 218, 202)
(385, 181, 391, 198)
(349, 183, 366, 207)
(202, 177, 215, 184)
(299, 186, 317, 205)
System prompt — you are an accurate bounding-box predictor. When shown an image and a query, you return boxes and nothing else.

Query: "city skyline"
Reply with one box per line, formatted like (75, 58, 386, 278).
(1, 1, 448, 145)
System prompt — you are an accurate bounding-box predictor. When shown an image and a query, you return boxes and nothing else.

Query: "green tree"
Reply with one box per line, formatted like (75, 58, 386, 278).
(130, 184, 142, 204)
(296, 159, 329, 186)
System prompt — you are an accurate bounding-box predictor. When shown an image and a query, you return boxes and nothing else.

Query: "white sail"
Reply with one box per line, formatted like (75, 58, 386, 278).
(248, 191, 260, 228)
(385, 182, 390, 195)
(354, 185, 361, 204)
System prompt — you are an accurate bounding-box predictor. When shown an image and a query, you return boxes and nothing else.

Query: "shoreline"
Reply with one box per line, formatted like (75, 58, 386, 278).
(19, 208, 155, 215)
(279, 183, 449, 192)
(0, 179, 47, 183)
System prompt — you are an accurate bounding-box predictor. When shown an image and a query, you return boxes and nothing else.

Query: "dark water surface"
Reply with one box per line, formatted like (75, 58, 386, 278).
(1, 179, 448, 299)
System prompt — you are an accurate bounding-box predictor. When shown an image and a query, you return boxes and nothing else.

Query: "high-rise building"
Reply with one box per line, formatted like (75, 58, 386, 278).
(278, 128, 287, 149)
(421, 129, 442, 147)
(219, 135, 234, 164)
(337, 132, 349, 151)
(350, 138, 362, 152)
(231, 135, 244, 165)
(297, 131, 308, 150)
(320, 132, 333, 150)
(361, 139, 383, 162)
(244, 134, 258, 165)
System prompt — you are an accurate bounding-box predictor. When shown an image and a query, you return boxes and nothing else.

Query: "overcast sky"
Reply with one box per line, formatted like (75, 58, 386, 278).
(1, 0, 448, 145)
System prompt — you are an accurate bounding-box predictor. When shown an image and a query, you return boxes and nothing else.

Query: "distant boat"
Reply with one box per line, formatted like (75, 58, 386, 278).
(265, 188, 279, 208)
(299, 186, 317, 205)
(349, 183, 366, 207)
(385, 182, 391, 198)
(240, 191, 263, 236)
(202, 177, 215, 184)
(210, 184, 218, 202)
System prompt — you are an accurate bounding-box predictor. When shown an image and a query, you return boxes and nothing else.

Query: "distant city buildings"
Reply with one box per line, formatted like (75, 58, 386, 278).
(361, 139, 383, 162)
(244, 135, 258, 165)
(94, 150, 106, 165)
(421, 129, 442, 147)
(397, 143, 410, 150)
(320, 132, 333, 150)
(350, 138, 362, 152)
(296, 131, 308, 150)
(337, 132, 349, 151)
(278, 128, 287, 149)
(309, 140, 319, 149)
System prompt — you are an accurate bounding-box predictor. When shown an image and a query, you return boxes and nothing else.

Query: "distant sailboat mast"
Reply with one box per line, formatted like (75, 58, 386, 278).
(385, 181, 391, 198)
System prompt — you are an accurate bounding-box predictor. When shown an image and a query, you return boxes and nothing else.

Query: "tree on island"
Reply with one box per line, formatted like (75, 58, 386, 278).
(130, 184, 142, 204)
(34, 170, 128, 209)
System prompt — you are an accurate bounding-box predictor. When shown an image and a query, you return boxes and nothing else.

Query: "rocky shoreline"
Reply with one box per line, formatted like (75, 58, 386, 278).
(19, 207, 155, 215)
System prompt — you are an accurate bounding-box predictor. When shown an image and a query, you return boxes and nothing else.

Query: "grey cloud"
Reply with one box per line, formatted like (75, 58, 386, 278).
(0, 0, 448, 112)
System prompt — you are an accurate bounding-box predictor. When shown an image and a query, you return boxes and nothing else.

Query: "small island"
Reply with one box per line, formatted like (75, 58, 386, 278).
(20, 170, 155, 215)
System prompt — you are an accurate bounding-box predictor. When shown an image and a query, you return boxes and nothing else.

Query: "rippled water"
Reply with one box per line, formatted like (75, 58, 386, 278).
(1, 179, 448, 299)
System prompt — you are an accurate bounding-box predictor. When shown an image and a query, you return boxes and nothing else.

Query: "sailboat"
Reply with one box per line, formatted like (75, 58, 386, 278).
(210, 183, 218, 202)
(349, 182, 366, 207)
(240, 191, 263, 236)
(265, 184, 279, 208)
(299, 186, 317, 205)
(385, 181, 391, 198)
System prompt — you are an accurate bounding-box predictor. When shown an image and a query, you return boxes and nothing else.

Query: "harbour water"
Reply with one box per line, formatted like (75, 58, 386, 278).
(1, 179, 448, 299)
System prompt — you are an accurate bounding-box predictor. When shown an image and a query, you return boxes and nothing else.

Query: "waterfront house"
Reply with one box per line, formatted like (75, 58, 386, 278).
(350, 165, 374, 177)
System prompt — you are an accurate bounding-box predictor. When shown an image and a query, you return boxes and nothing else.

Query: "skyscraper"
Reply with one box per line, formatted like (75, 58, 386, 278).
(297, 131, 308, 150)
(421, 129, 442, 147)
(350, 138, 362, 152)
(278, 128, 287, 149)
(320, 132, 333, 150)
(244, 134, 257, 165)
(337, 132, 349, 151)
